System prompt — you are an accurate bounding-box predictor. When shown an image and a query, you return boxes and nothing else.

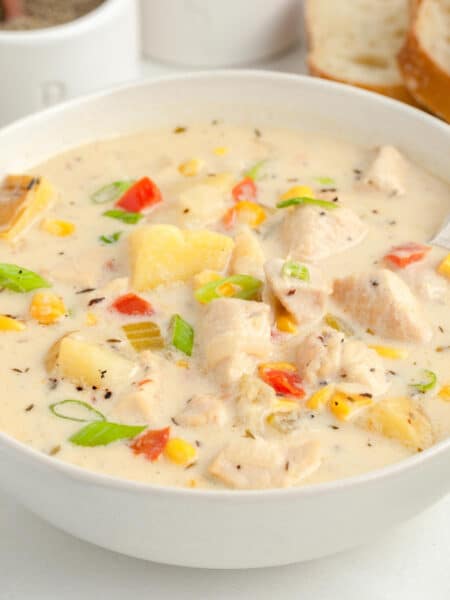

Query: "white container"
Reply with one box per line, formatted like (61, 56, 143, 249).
(0, 72, 449, 569)
(140, 0, 303, 67)
(0, 0, 139, 126)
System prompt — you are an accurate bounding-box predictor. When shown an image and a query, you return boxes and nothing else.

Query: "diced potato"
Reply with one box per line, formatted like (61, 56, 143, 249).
(437, 254, 450, 279)
(0, 175, 54, 242)
(41, 218, 75, 237)
(0, 315, 25, 332)
(365, 396, 434, 451)
(56, 335, 137, 389)
(178, 158, 204, 177)
(229, 227, 265, 279)
(130, 225, 234, 291)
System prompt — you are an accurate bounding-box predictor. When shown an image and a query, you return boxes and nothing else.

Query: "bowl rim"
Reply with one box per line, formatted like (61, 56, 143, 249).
(0, 69, 449, 500)
(0, 0, 123, 39)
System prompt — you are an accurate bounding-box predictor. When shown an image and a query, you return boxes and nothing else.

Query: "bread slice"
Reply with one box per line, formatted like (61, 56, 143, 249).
(306, 0, 416, 104)
(398, 0, 450, 122)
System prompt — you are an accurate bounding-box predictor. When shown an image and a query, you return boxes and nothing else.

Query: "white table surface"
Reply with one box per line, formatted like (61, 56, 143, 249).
(1, 45, 449, 599)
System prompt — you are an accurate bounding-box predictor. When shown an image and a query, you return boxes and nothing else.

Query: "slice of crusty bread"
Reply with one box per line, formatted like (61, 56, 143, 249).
(398, 0, 450, 122)
(306, 0, 416, 104)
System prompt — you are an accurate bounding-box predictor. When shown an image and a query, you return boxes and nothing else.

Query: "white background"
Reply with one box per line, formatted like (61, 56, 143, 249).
(1, 43, 449, 600)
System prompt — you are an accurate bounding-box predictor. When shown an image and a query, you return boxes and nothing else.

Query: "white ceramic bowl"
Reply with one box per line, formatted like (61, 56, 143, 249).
(0, 72, 449, 569)
(0, 0, 139, 127)
(140, 0, 303, 67)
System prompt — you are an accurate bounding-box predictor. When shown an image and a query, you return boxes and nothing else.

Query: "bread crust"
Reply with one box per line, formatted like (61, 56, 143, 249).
(305, 0, 417, 106)
(398, 0, 450, 122)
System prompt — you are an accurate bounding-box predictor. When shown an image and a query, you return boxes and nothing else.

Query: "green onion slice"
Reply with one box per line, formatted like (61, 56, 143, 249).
(170, 314, 194, 356)
(69, 421, 146, 447)
(99, 231, 122, 244)
(195, 274, 262, 304)
(324, 313, 354, 337)
(103, 210, 143, 225)
(410, 369, 437, 394)
(49, 399, 106, 423)
(281, 260, 310, 282)
(91, 180, 135, 204)
(276, 196, 338, 210)
(315, 176, 335, 185)
(244, 160, 267, 181)
(123, 321, 164, 351)
(0, 263, 51, 293)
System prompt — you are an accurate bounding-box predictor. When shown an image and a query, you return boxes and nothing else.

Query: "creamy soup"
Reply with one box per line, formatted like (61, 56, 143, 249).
(0, 122, 449, 490)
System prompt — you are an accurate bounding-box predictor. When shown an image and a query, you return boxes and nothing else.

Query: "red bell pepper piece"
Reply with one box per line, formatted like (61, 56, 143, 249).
(116, 177, 162, 213)
(222, 206, 236, 230)
(232, 177, 257, 203)
(258, 365, 305, 399)
(111, 293, 154, 316)
(130, 427, 170, 461)
(384, 242, 431, 268)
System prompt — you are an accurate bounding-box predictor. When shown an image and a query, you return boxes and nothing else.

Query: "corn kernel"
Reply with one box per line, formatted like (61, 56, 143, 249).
(438, 386, 450, 402)
(369, 345, 408, 360)
(30, 291, 67, 325)
(41, 218, 75, 237)
(192, 269, 221, 289)
(213, 146, 229, 156)
(329, 391, 372, 421)
(176, 359, 189, 369)
(165, 438, 197, 466)
(234, 200, 266, 228)
(216, 282, 235, 297)
(280, 185, 314, 202)
(437, 254, 450, 279)
(0, 315, 25, 332)
(276, 309, 298, 334)
(85, 311, 98, 326)
(186, 479, 198, 488)
(178, 158, 204, 177)
(306, 385, 334, 410)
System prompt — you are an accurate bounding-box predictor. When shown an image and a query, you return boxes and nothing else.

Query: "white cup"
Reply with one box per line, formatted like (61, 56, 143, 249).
(0, 0, 140, 126)
(140, 0, 303, 67)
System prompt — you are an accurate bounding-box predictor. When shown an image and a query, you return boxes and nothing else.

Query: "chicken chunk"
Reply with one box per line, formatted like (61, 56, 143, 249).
(363, 145, 407, 196)
(175, 394, 228, 427)
(235, 373, 276, 431)
(264, 258, 331, 326)
(296, 329, 389, 396)
(198, 298, 271, 384)
(208, 437, 321, 489)
(112, 389, 153, 424)
(391, 263, 450, 304)
(333, 269, 432, 343)
(281, 205, 368, 262)
(229, 227, 265, 279)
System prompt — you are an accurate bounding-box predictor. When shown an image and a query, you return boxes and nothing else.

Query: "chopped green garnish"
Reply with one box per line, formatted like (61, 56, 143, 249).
(276, 196, 338, 210)
(69, 421, 146, 447)
(99, 231, 123, 244)
(103, 210, 143, 225)
(0, 263, 51, 293)
(170, 314, 194, 356)
(315, 176, 335, 185)
(410, 369, 437, 394)
(244, 160, 267, 181)
(91, 180, 135, 204)
(282, 261, 310, 282)
(195, 274, 262, 304)
(49, 399, 106, 423)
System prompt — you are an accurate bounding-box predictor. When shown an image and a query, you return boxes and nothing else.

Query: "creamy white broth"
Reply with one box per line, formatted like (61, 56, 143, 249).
(0, 122, 449, 490)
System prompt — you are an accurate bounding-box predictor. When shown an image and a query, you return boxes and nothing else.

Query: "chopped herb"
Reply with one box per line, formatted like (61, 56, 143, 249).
(276, 196, 338, 210)
(104, 390, 112, 400)
(103, 210, 143, 225)
(244, 160, 267, 181)
(315, 176, 335, 185)
(49, 399, 106, 423)
(25, 404, 34, 412)
(436, 346, 450, 353)
(195, 274, 262, 304)
(76, 287, 96, 294)
(174, 126, 187, 134)
(70, 421, 146, 447)
(48, 378, 59, 390)
(244, 429, 256, 439)
(0, 263, 51, 293)
(410, 369, 437, 394)
(282, 260, 310, 282)
(330, 425, 340, 430)
(91, 180, 135, 204)
(99, 231, 122, 244)
(254, 128, 262, 138)
(170, 314, 194, 356)
(49, 445, 61, 456)
(88, 297, 105, 307)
